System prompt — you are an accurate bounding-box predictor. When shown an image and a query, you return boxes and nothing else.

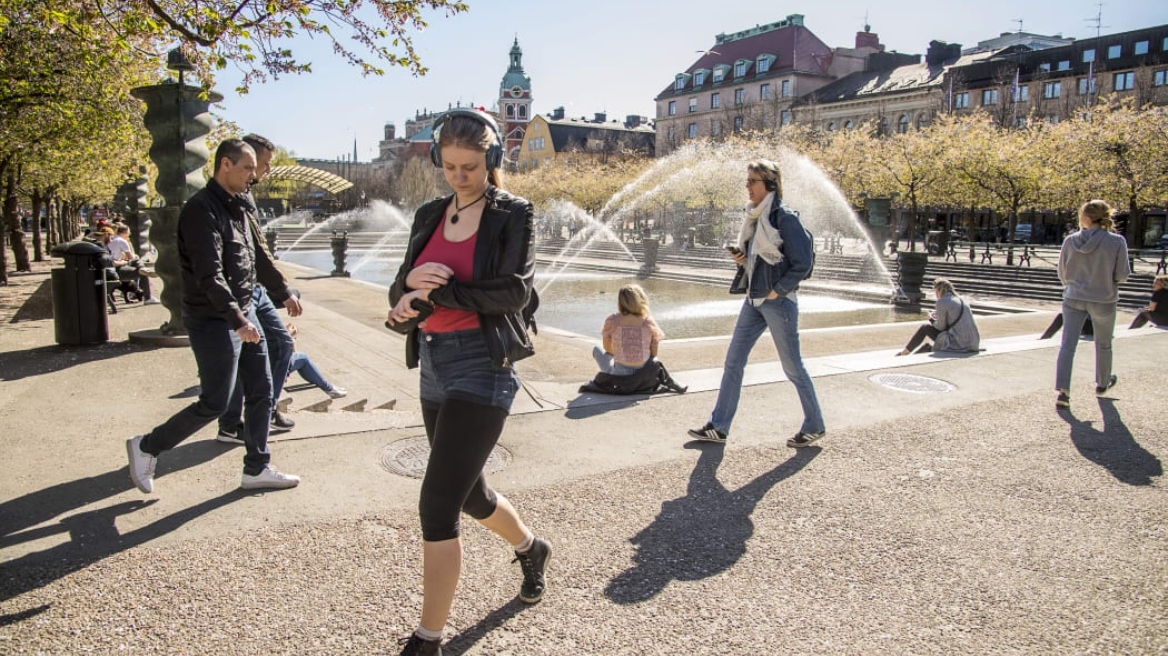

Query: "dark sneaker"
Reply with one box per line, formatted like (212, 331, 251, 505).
(1095, 374, 1118, 396)
(397, 634, 442, 656)
(1056, 391, 1071, 408)
(270, 409, 295, 434)
(787, 431, 824, 448)
(687, 423, 727, 443)
(513, 537, 551, 604)
(216, 427, 245, 445)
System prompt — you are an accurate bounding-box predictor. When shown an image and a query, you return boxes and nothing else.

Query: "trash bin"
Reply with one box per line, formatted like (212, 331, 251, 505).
(51, 240, 109, 345)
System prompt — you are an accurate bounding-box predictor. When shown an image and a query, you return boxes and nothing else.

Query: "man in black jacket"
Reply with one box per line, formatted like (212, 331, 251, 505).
(126, 138, 300, 493)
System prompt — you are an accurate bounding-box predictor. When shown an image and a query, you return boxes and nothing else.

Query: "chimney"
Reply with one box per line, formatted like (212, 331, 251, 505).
(551, 106, 565, 120)
(855, 30, 884, 51)
(594, 112, 607, 123)
(385, 123, 396, 140)
(926, 40, 962, 66)
(625, 115, 642, 128)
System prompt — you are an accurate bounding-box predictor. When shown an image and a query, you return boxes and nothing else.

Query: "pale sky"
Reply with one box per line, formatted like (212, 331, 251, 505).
(213, 0, 1167, 161)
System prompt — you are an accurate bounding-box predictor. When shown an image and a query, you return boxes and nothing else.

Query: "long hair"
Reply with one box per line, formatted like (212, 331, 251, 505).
(438, 115, 504, 188)
(1080, 199, 1115, 232)
(618, 284, 650, 317)
(933, 277, 956, 298)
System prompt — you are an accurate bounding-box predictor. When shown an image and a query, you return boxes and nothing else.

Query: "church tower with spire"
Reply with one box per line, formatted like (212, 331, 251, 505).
(499, 37, 532, 166)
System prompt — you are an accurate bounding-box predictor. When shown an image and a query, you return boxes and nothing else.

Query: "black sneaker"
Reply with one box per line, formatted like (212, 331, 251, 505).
(216, 427, 245, 445)
(687, 423, 727, 443)
(513, 537, 551, 604)
(1056, 391, 1071, 408)
(1095, 374, 1118, 396)
(787, 431, 825, 448)
(397, 634, 442, 656)
(270, 409, 295, 434)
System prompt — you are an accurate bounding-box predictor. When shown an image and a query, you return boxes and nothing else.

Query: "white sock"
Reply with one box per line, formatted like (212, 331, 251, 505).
(512, 532, 534, 553)
(414, 626, 442, 642)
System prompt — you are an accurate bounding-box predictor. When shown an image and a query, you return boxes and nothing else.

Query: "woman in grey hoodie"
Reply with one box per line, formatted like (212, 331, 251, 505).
(1055, 199, 1130, 408)
(896, 278, 980, 355)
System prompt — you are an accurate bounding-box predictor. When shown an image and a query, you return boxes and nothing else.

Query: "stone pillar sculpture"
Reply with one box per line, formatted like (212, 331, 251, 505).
(331, 231, 350, 277)
(129, 53, 222, 341)
(127, 166, 151, 257)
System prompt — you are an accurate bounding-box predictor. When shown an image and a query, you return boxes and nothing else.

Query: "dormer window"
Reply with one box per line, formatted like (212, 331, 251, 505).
(756, 54, 775, 74)
(694, 70, 707, 86)
(675, 73, 691, 91)
(713, 66, 727, 83)
(734, 60, 751, 78)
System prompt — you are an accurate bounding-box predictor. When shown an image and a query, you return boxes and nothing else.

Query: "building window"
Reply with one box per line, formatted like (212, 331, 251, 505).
(826, 121, 836, 131)
(1114, 71, 1135, 91)
(1014, 85, 1029, 102)
(519, 105, 527, 119)
(711, 92, 720, 109)
(1154, 69, 1167, 86)
(1046, 114, 1060, 125)
(844, 119, 854, 129)
(694, 71, 706, 86)
(1134, 40, 1149, 55)
(1083, 49, 1095, 63)
(734, 88, 745, 104)
(917, 113, 929, 128)
(668, 101, 676, 116)
(1108, 44, 1121, 59)
(687, 123, 697, 139)
(506, 104, 514, 118)
(1038, 62, 1051, 72)
(897, 114, 909, 133)
(733, 116, 743, 132)
(734, 61, 747, 77)
(780, 110, 792, 126)
(757, 57, 771, 73)
(781, 80, 791, 97)
(1057, 60, 1070, 71)
(1014, 117, 1028, 128)
(689, 97, 698, 112)
(675, 77, 686, 91)
(713, 68, 725, 83)
(711, 119, 721, 136)
(1043, 81, 1061, 98)
(954, 92, 970, 109)
(1164, 37, 1168, 51)
(981, 89, 998, 105)
(667, 126, 676, 142)
(760, 83, 772, 100)
(1078, 77, 1096, 95)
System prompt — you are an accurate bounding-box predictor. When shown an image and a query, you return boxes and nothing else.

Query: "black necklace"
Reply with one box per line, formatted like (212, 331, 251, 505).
(450, 192, 486, 224)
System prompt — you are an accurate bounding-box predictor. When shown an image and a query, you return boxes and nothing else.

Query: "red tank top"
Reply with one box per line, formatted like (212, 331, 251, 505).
(415, 219, 480, 333)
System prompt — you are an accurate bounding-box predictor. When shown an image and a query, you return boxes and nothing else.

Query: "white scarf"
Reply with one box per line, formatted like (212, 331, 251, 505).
(737, 192, 783, 266)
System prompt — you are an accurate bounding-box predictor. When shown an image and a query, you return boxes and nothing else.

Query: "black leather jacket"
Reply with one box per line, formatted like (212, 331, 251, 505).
(389, 186, 536, 369)
(178, 178, 268, 329)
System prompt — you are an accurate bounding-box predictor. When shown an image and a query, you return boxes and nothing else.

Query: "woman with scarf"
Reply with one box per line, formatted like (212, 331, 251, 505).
(687, 159, 826, 448)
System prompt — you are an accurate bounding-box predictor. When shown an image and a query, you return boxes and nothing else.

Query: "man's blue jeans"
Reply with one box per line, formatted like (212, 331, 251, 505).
(219, 286, 294, 431)
(1056, 298, 1117, 392)
(709, 296, 825, 436)
(140, 308, 273, 474)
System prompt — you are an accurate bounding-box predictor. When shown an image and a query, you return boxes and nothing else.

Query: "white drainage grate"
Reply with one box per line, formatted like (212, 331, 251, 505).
(869, 373, 955, 394)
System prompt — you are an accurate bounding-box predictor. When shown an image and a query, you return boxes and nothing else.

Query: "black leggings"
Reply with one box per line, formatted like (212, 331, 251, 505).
(418, 398, 507, 542)
(904, 323, 941, 352)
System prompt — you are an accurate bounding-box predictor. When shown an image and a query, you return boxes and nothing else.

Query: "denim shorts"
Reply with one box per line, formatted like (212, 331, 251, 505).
(419, 328, 520, 412)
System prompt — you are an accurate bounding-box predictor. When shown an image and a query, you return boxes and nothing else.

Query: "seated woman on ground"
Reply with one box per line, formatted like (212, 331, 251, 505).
(896, 278, 981, 356)
(1129, 274, 1168, 329)
(285, 323, 348, 399)
(592, 284, 665, 375)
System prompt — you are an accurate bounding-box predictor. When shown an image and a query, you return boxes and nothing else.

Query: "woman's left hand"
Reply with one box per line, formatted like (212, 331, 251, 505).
(387, 289, 430, 327)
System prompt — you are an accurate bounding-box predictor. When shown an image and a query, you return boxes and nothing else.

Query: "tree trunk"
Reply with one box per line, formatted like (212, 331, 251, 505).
(5, 166, 31, 272)
(0, 158, 8, 285)
(31, 187, 44, 261)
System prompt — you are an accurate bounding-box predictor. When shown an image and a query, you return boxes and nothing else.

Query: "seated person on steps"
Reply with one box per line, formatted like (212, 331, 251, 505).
(897, 278, 980, 356)
(592, 284, 665, 375)
(1129, 274, 1168, 329)
(285, 323, 348, 399)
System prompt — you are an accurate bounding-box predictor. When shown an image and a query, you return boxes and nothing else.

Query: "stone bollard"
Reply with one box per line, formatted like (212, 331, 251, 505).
(331, 231, 350, 277)
(265, 227, 279, 260)
(893, 251, 928, 305)
(639, 237, 660, 277)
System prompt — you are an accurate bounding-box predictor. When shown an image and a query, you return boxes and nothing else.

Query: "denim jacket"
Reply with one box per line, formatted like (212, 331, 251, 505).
(745, 198, 814, 300)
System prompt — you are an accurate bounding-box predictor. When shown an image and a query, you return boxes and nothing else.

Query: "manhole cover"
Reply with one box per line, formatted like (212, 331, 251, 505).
(380, 438, 512, 479)
(869, 373, 955, 394)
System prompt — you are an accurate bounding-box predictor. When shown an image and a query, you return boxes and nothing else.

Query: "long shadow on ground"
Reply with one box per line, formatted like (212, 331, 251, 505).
(8, 279, 53, 322)
(605, 443, 820, 604)
(1059, 397, 1162, 486)
(0, 341, 157, 381)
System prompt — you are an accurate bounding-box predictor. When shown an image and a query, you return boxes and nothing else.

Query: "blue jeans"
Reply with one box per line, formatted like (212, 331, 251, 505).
(288, 351, 334, 392)
(709, 296, 825, 435)
(1056, 298, 1117, 392)
(140, 309, 273, 474)
(220, 286, 294, 431)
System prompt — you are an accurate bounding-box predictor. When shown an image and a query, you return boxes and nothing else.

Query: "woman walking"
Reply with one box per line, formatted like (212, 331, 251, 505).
(1055, 199, 1130, 408)
(387, 108, 547, 656)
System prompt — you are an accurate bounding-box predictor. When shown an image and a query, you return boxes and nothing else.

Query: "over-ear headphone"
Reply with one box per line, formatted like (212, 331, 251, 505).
(430, 108, 504, 170)
(757, 160, 780, 192)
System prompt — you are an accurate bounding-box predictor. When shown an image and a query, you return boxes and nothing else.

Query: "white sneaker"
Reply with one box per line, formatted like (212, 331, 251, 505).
(241, 466, 300, 490)
(126, 435, 157, 493)
(143, 297, 161, 305)
(327, 387, 348, 399)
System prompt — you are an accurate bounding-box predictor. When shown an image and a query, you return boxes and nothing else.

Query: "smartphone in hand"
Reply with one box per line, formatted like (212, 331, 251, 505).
(726, 246, 742, 255)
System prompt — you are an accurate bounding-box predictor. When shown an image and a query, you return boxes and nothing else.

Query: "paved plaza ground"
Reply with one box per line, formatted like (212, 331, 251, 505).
(1, 259, 1166, 655)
